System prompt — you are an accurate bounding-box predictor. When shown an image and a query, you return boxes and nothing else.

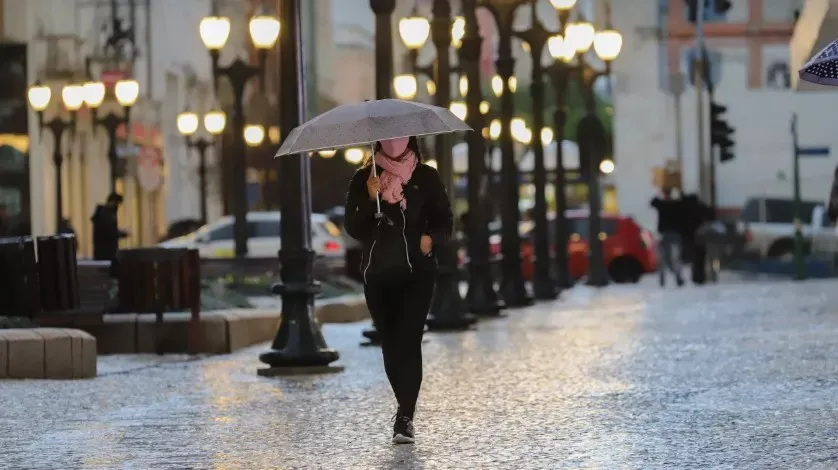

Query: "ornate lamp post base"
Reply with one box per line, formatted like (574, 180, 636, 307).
(500, 279, 534, 308)
(426, 242, 478, 331)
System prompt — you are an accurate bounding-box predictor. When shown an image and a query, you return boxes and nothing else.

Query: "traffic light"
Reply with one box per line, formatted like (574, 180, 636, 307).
(713, 0, 731, 14)
(710, 102, 735, 162)
(685, 0, 698, 23)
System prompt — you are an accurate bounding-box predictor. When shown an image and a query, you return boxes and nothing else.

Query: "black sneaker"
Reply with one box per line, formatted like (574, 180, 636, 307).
(392, 412, 415, 444)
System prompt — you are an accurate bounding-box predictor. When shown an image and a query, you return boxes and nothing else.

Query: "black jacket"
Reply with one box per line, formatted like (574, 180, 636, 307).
(91, 205, 126, 261)
(344, 163, 453, 284)
(650, 197, 682, 233)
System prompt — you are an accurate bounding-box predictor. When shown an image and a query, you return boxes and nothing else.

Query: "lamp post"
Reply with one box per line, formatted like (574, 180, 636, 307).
(512, 4, 562, 300)
(361, 0, 397, 346)
(200, 3, 280, 259)
(566, 8, 622, 287)
(28, 82, 84, 232)
(259, 0, 341, 373)
(397, 2, 476, 331)
(479, 0, 532, 308)
(177, 109, 227, 224)
(78, 78, 139, 194)
(547, 26, 574, 289)
(460, 0, 503, 316)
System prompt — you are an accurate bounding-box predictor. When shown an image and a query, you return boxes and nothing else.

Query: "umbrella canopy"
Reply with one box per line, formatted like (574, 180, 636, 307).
(274, 99, 471, 157)
(799, 39, 838, 86)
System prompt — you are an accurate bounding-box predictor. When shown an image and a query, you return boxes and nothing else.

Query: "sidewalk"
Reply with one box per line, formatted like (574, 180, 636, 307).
(3, 278, 838, 469)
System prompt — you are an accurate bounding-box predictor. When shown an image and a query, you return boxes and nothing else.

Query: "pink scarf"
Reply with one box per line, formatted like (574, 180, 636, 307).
(374, 149, 417, 210)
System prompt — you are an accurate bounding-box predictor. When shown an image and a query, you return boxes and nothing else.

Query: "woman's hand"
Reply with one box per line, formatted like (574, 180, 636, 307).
(367, 174, 380, 200)
(420, 234, 433, 255)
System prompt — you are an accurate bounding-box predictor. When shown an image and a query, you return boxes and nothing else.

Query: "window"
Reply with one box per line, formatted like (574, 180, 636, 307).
(740, 199, 761, 223)
(207, 223, 233, 241)
(251, 220, 280, 238)
(764, 199, 819, 224)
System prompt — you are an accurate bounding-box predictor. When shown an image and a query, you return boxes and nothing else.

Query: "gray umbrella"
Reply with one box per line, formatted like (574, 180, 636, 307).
(799, 39, 838, 85)
(274, 99, 471, 157)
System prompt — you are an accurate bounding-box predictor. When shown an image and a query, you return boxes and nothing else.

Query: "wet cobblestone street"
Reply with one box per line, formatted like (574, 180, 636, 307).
(2, 278, 838, 469)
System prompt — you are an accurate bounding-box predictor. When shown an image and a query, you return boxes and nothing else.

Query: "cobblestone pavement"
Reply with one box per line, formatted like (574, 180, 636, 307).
(3, 277, 838, 469)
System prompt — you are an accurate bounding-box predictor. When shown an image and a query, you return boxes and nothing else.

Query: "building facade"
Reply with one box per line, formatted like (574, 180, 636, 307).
(610, 0, 837, 230)
(0, 0, 229, 255)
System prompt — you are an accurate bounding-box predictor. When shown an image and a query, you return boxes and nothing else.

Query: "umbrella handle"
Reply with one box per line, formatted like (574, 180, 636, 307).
(370, 144, 382, 216)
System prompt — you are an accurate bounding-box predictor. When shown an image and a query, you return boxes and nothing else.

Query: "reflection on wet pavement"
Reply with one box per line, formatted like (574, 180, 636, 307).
(2, 279, 838, 468)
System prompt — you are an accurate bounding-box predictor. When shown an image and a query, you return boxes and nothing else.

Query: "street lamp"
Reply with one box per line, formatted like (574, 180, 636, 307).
(200, 4, 279, 260)
(28, 81, 81, 232)
(397, 0, 477, 330)
(393, 74, 418, 100)
(178, 109, 226, 224)
(259, 0, 341, 372)
(81, 78, 139, 193)
(344, 147, 364, 165)
(567, 6, 622, 287)
(244, 124, 266, 147)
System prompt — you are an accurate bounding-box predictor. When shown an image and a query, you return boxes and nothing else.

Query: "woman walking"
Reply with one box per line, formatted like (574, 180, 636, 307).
(344, 136, 453, 444)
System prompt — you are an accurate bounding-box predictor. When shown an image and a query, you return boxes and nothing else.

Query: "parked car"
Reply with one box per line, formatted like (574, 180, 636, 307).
(738, 197, 837, 259)
(485, 210, 658, 284)
(159, 212, 346, 264)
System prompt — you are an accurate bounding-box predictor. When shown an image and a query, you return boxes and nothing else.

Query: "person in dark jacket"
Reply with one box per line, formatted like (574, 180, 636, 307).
(651, 187, 684, 286)
(344, 136, 452, 445)
(91, 193, 128, 261)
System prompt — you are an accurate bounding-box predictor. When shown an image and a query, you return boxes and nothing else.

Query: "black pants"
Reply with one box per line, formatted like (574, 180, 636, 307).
(364, 272, 435, 419)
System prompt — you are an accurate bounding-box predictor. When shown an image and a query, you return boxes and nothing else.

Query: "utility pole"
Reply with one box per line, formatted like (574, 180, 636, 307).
(694, 0, 707, 199)
(669, 74, 685, 169)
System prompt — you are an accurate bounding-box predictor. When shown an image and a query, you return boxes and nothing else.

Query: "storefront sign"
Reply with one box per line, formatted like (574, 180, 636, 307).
(137, 146, 163, 192)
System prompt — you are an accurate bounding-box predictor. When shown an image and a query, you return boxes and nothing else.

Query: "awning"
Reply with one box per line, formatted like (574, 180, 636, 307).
(791, 0, 838, 90)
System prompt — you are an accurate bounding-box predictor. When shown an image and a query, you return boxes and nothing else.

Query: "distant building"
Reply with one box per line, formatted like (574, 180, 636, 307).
(611, 0, 835, 230)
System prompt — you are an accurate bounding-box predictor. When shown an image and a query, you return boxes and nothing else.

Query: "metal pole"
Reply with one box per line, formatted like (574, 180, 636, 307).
(462, 0, 502, 316)
(669, 74, 685, 168)
(549, 9, 572, 289)
(231, 82, 248, 259)
(197, 141, 209, 225)
(259, 0, 340, 372)
(426, 0, 475, 331)
(107, 120, 119, 194)
(362, 0, 397, 346)
(791, 113, 806, 281)
(518, 7, 556, 300)
(496, 9, 532, 308)
(708, 89, 717, 213)
(695, 0, 707, 199)
(370, 0, 395, 100)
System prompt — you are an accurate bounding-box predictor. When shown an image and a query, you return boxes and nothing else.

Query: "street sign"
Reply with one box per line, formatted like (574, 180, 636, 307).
(797, 146, 830, 157)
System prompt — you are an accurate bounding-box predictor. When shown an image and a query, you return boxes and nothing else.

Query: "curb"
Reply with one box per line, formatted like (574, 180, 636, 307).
(0, 328, 97, 380)
(82, 294, 369, 355)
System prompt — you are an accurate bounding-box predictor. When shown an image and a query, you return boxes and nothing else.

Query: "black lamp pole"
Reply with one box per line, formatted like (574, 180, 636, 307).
(461, 0, 503, 316)
(513, 3, 557, 300)
(93, 110, 131, 194)
(362, 0, 396, 346)
(577, 54, 610, 287)
(185, 137, 212, 224)
(207, 49, 266, 259)
(37, 111, 76, 232)
(483, 0, 532, 308)
(259, 0, 341, 372)
(424, 0, 476, 331)
(548, 7, 573, 289)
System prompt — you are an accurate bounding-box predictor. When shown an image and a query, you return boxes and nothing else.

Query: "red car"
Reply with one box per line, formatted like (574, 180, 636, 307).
(487, 210, 658, 284)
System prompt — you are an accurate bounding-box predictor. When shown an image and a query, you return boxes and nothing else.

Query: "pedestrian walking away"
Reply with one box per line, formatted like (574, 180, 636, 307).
(344, 136, 453, 445)
(91, 193, 129, 264)
(651, 187, 684, 287)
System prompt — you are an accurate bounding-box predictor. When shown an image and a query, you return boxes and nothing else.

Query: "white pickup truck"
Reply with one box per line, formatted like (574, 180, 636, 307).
(738, 197, 838, 259)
